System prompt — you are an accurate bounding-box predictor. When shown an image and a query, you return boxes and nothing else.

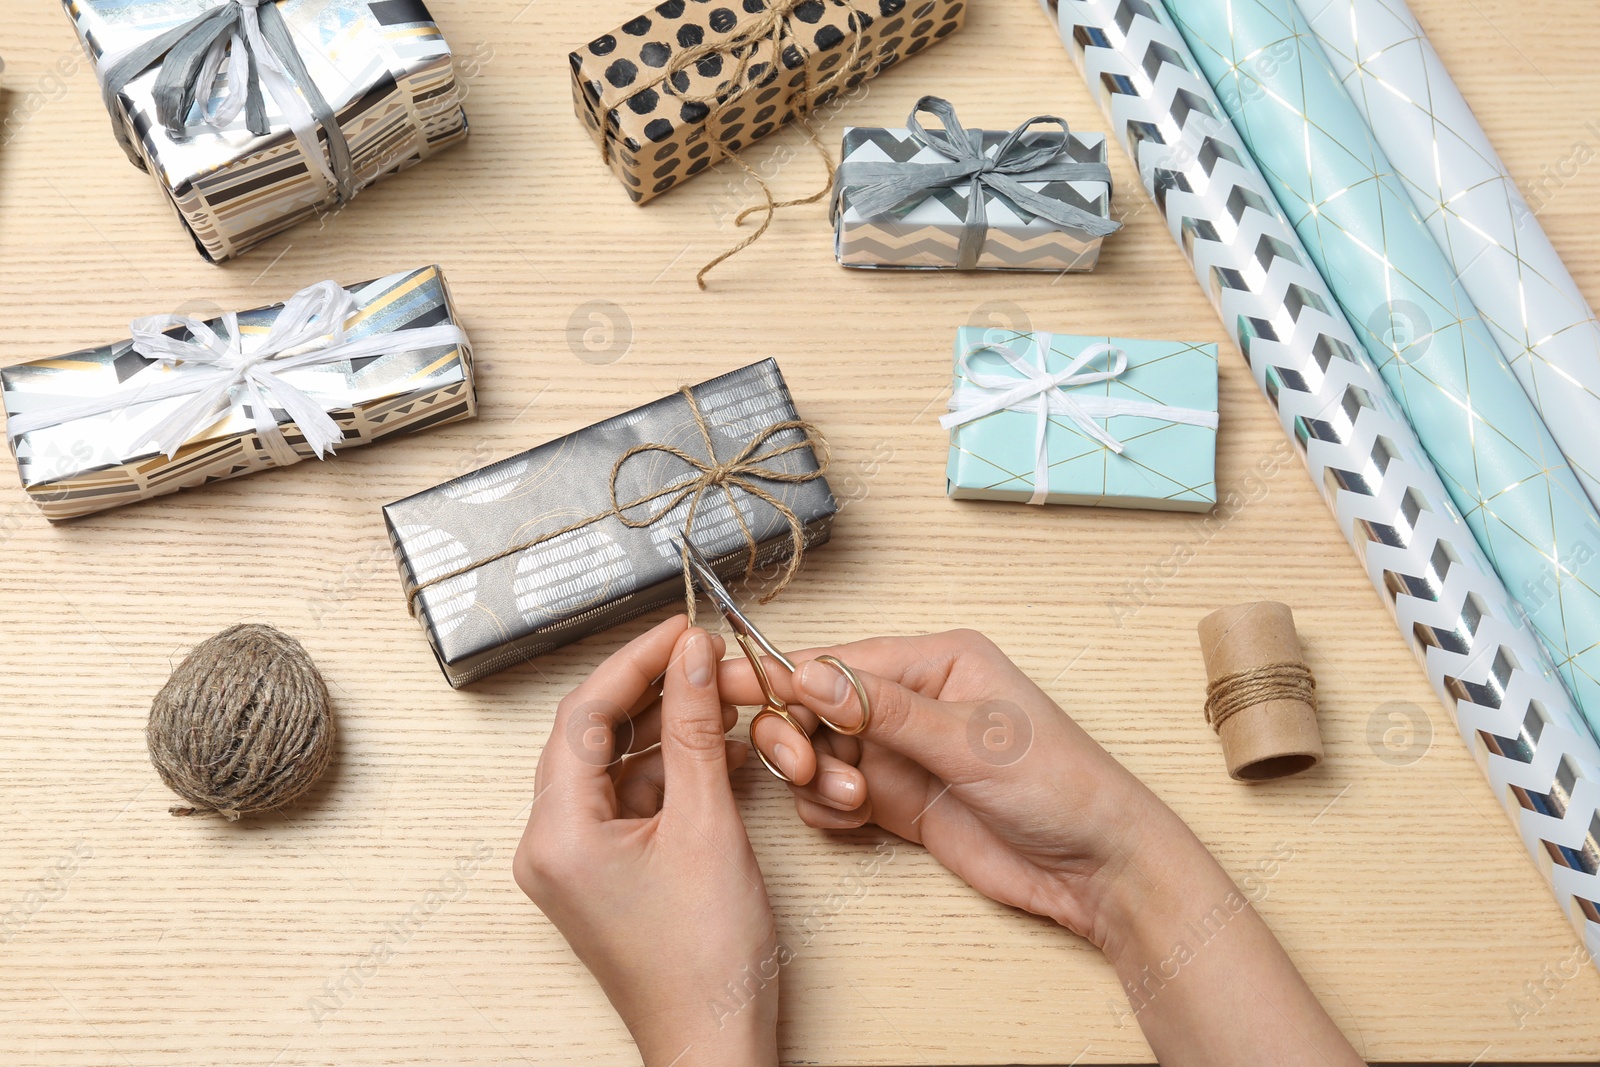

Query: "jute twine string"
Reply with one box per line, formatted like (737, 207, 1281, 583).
(1203, 663, 1317, 731)
(613, 0, 874, 288)
(405, 387, 831, 624)
(147, 623, 334, 820)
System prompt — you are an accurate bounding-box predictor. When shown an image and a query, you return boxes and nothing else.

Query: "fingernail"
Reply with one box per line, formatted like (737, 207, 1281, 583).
(818, 769, 859, 808)
(684, 632, 714, 688)
(799, 659, 850, 706)
(772, 741, 799, 780)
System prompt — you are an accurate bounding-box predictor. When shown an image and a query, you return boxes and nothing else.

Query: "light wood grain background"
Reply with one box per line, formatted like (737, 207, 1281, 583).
(3, 0, 1600, 1063)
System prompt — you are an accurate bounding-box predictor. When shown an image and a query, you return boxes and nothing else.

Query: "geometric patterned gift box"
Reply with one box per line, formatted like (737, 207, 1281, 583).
(68, 0, 469, 262)
(834, 96, 1120, 271)
(2, 265, 475, 520)
(943, 328, 1218, 510)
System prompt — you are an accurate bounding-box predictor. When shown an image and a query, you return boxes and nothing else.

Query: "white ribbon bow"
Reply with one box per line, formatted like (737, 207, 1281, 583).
(940, 332, 1219, 505)
(7, 280, 467, 467)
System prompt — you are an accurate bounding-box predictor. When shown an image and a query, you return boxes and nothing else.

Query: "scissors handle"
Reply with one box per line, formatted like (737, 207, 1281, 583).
(807, 655, 873, 737)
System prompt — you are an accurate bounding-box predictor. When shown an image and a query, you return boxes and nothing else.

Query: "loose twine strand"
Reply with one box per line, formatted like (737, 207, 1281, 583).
(1203, 663, 1317, 731)
(599, 0, 871, 288)
(147, 623, 334, 820)
(405, 386, 831, 623)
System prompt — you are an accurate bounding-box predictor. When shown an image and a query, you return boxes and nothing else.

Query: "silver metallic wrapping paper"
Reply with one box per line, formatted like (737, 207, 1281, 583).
(1045, 0, 1600, 960)
(68, 0, 468, 262)
(3, 265, 474, 519)
(1298, 0, 1600, 514)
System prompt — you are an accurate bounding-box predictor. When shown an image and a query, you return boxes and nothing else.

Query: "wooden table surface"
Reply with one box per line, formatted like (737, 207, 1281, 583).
(4, 0, 1600, 1063)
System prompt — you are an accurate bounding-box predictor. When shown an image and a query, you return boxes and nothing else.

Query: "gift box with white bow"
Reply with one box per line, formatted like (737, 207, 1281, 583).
(68, 0, 469, 262)
(833, 97, 1121, 271)
(943, 329, 1218, 511)
(2, 265, 475, 520)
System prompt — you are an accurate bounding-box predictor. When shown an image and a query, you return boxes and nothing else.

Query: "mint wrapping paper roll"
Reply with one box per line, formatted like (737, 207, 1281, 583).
(1297, 0, 1600, 512)
(1162, 0, 1600, 737)
(1043, 0, 1600, 963)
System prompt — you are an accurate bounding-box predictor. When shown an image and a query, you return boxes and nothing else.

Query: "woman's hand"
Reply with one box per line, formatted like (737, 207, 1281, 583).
(718, 628, 1163, 949)
(515, 616, 780, 1067)
(720, 628, 1365, 1067)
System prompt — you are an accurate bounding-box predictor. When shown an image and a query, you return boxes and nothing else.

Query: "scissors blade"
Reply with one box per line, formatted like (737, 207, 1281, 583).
(672, 535, 795, 672)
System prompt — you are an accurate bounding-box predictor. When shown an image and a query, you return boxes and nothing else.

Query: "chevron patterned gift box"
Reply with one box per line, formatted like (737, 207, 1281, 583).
(833, 122, 1115, 271)
(943, 329, 1218, 510)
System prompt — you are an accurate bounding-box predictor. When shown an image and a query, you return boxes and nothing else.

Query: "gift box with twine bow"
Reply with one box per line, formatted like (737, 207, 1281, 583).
(384, 359, 838, 687)
(833, 96, 1121, 270)
(2, 265, 475, 521)
(944, 329, 1219, 511)
(570, 1, 967, 207)
(70, 0, 469, 262)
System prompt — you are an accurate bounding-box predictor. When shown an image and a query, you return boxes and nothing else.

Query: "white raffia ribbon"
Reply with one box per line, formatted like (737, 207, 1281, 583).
(7, 280, 467, 468)
(940, 332, 1219, 505)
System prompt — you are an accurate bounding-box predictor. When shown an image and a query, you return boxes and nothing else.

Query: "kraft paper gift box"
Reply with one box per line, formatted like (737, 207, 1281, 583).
(2, 265, 475, 520)
(943, 329, 1218, 511)
(383, 359, 838, 687)
(569, 0, 968, 205)
(68, 0, 469, 262)
(833, 96, 1120, 270)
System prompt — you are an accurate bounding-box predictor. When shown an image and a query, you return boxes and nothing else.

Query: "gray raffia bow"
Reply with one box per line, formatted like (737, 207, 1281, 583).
(97, 0, 353, 202)
(835, 96, 1121, 269)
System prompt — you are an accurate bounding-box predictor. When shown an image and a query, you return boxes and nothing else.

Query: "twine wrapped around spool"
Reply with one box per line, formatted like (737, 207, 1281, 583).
(147, 623, 334, 820)
(1197, 601, 1323, 782)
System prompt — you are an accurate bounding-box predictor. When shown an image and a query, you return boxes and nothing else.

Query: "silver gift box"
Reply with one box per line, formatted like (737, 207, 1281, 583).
(66, 0, 469, 262)
(2, 264, 476, 520)
(833, 125, 1114, 271)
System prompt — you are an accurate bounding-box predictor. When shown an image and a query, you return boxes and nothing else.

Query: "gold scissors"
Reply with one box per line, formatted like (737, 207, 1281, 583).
(674, 535, 872, 784)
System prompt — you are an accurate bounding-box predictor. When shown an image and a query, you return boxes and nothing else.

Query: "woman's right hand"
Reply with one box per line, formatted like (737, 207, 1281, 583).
(718, 628, 1365, 1067)
(716, 628, 1175, 951)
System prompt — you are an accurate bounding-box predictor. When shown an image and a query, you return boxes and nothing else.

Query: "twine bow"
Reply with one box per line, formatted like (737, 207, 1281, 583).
(940, 332, 1218, 505)
(837, 96, 1121, 269)
(405, 387, 830, 623)
(6, 281, 468, 468)
(96, 0, 353, 201)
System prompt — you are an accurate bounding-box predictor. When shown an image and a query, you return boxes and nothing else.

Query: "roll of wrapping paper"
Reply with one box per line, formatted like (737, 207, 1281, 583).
(1161, 0, 1600, 739)
(1298, 0, 1600, 510)
(1043, 0, 1600, 962)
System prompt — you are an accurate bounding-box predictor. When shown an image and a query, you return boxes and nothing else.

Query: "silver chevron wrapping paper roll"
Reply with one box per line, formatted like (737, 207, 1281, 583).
(1163, 0, 1600, 740)
(1298, 0, 1600, 513)
(1042, 0, 1600, 961)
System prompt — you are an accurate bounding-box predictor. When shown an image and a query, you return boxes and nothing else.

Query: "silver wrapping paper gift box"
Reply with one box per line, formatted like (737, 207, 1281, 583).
(66, 0, 469, 262)
(384, 359, 837, 688)
(833, 125, 1115, 271)
(2, 264, 475, 520)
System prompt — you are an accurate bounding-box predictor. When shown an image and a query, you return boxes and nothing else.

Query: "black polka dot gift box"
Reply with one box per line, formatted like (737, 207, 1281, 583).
(383, 359, 837, 687)
(569, 0, 967, 204)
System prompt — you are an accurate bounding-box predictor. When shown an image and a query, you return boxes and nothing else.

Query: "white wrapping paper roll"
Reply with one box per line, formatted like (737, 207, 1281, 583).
(1298, 0, 1600, 510)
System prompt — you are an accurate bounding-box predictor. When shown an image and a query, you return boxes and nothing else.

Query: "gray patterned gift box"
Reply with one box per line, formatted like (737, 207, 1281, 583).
(67, 0, 469, 262)
(384, 359, 838, 688)
(832, 96, 1120, 271)
(2, 265, 475, 520)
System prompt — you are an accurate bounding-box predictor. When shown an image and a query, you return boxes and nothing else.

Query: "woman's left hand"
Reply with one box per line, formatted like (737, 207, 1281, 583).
(514, 615, 781, 1067)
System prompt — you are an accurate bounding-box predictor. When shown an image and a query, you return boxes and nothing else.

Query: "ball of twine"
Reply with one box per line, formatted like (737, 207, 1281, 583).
(147, 624, 335, 821)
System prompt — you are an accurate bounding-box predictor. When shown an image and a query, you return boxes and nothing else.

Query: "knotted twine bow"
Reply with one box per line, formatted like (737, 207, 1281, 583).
(940, 333, 1218, 505)
(404, 388, 831, 623)
(606, 0, 874, 288)
(7, 281, 468, 468)
(96, 0, 353, 202)
(837, 96, 1122, 269)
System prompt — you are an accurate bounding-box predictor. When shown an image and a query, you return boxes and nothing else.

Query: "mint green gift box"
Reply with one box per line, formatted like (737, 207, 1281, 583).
(943, 329, 1219, 511)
